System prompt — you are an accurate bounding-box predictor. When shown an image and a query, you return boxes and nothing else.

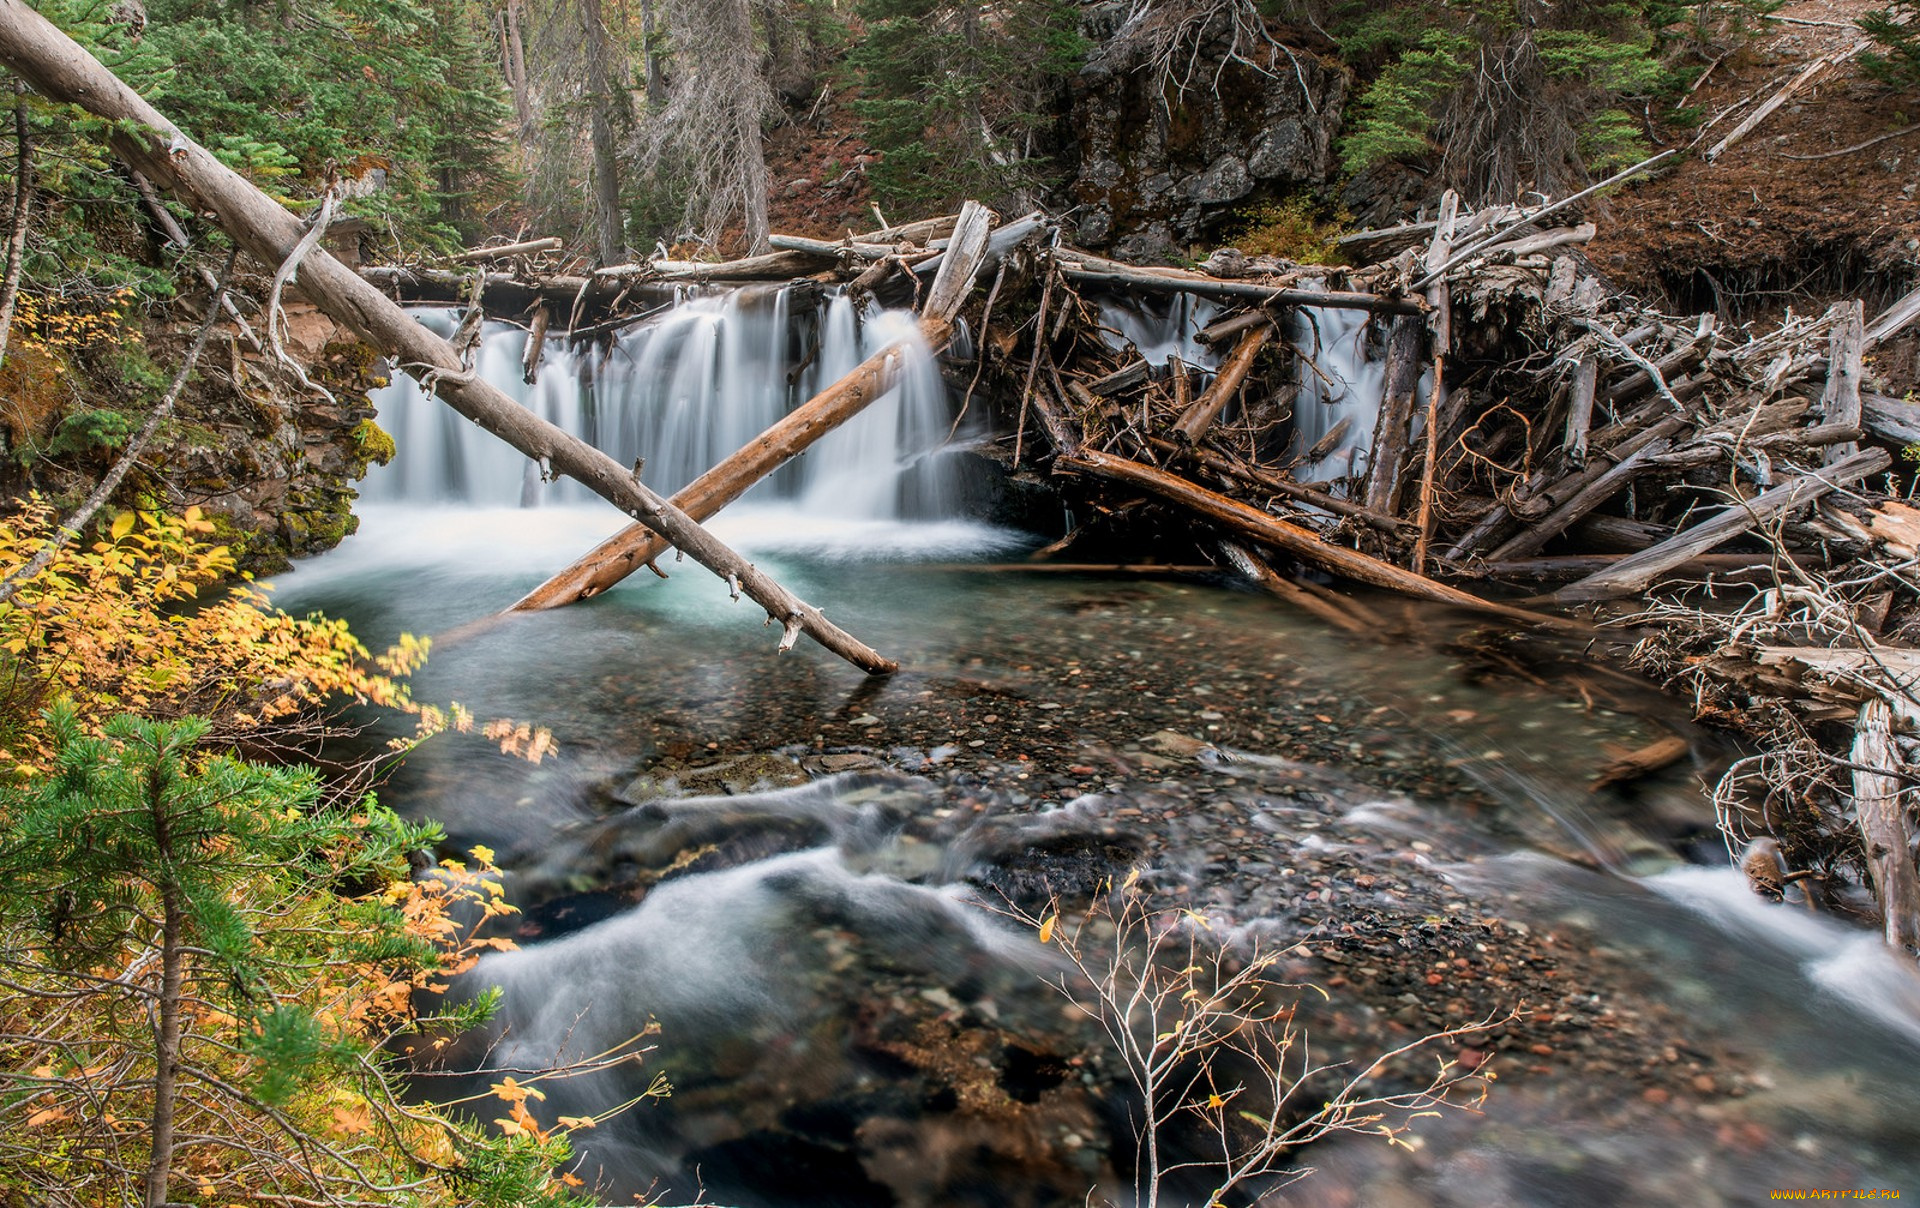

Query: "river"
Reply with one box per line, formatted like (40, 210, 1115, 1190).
(268, 294, 1920, 1206)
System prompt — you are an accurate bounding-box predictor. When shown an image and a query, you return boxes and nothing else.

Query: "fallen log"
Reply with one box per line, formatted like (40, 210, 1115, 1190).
(1145, 437, 1412, 534)
(638, 250, 832, 280)
(1864, 392, 1920, 444)
(445, 236, 562, 263)
(1088, 359, 1150, 396)
(1058, 449, 1578, 629)
(1194, 307, 1275, 347)
(1476, 553, 1773, 581)
(1590, 733, 1691, 792)
(768, 233, 940, 261)
(0, 0, 899, 675)
(1059, 262, 1425, 315)
(1412, 192, 1459, 574)
(521, 302, 549, 386)
(1173, 324, 1271, 442)
(1362, 313, 1426, 512)
(1563, 356, 1600, 467)
(360, 263, 679, 319)
(508, 201, 996, 612)
(1866, 280, 1920, 348)
(1818, 299, 1865, 463)
(1218, 540, 1372, 635)
(1851, 698, 1920, 951)
(1555, 447, 1891, 602)
(1705, 44, 1862, 163)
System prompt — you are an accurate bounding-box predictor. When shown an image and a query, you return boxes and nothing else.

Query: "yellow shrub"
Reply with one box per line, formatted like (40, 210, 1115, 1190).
(0, 498, 441, 770)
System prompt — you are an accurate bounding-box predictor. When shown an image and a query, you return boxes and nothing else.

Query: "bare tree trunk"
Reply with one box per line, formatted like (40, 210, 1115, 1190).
(639, 0, 664, 106)
(582, 0, 624, 264)
(144, 778, 184, 1208)
(144, 884, 184, 1208)
(0, 78, 31, 368)
(501, 0, 533, 135)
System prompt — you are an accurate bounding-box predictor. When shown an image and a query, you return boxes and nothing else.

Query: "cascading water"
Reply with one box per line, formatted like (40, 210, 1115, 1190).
(1093, 287, 1407, 486)
(1287, 302, 1385, 482)
(362, 287, 961, 521)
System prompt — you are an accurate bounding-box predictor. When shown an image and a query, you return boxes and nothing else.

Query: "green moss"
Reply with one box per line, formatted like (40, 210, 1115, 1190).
(350, 418, 396, 468)
(1221, 196, 1352, 266)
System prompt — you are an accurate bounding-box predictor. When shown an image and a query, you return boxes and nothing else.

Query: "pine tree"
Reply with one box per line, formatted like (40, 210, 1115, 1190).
(850, 0, 1085, 212)
(0, 707, 587, 1206)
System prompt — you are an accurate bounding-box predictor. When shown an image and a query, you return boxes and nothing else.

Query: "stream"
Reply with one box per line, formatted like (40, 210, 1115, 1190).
(269, 293, 1920, 1206)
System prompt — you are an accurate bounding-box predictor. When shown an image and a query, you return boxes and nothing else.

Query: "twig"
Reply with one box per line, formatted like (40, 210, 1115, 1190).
(265, 188, 338, 404)
(1780, 124, 1920, 160)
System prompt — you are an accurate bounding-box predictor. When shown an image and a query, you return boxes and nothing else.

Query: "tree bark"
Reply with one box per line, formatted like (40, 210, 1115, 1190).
(639, 0, 665, 107)
(582, 0, 624, 265)
(145, 884, 184, 1208)
(1851, 698, 1920, 952)
(1411, 190, 1458, 574)
(0, 79, 30, 369)
(501, 0, 533, 135)
(0, 0, 896, 673)
(1172, 324, 1270, 443)
(1363, 312, 1426, 513)
(1818, 299, 1865, 464)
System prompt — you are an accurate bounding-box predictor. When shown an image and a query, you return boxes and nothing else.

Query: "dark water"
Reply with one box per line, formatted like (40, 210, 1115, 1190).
(273, 503, 1920, 1206)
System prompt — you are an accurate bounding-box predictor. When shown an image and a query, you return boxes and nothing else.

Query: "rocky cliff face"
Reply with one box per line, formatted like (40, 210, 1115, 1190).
(1068, 20, 1347, 263)
(157, 303, 391, 573)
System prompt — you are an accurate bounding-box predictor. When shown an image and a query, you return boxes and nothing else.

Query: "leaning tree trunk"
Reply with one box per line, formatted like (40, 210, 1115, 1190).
(0, 79, 31, 368)
(0, 0, 897, 674)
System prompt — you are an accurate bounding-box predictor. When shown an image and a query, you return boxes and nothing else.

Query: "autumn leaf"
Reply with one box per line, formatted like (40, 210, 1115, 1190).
(490, 1076, 545, 1105)
(1037, 914, 1057, 945)
(330, 1105, 373, 1136)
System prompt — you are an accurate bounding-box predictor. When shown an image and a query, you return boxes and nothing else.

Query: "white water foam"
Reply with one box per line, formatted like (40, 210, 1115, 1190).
(1647, 865, 1920, 1048)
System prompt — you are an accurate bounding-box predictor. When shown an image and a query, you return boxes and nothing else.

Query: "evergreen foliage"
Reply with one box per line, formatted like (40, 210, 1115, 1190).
(849, 0, 1085, 211)
(1860, 0, 1920, 89)
(1323, 0, 1770, 198)
(0, 707, 596, 1205)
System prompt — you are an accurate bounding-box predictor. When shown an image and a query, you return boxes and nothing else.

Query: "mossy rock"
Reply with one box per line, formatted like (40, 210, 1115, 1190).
(350, 418, 396, 468)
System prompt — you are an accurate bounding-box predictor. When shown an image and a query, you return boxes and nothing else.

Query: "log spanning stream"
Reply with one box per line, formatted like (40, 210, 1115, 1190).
(275, 291, 1920, 1207)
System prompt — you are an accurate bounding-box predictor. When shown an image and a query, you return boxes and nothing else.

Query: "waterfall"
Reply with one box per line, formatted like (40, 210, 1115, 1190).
(1288, 304, 1385, 482)
(1092, 288, 1402, 486)
(362, 287, 962, 520)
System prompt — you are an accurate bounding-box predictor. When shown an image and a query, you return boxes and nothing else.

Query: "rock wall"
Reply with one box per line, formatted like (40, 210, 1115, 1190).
(158, 303, 391, 573)
(1068, 18, 1347, 263)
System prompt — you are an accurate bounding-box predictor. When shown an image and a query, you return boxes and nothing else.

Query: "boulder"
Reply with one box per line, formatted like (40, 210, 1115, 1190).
(1068, 17, 1346, 262)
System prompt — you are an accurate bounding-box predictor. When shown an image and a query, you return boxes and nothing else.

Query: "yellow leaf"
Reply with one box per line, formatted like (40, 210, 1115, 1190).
(1037, 914, 1057, 945)
(470, 843, 496, 866)
(110, 510, 135, 540)
(557, 1114, 597, 1130)
(1207, 1093, 1225, 1109)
